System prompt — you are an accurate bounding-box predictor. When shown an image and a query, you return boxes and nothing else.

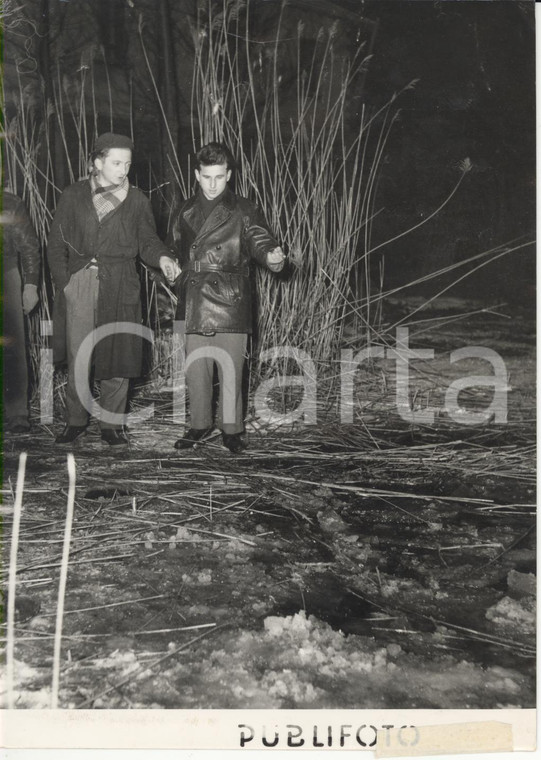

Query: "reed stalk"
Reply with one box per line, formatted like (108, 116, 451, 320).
(50, 453, 76, 709)
(6, 452, 27, 709)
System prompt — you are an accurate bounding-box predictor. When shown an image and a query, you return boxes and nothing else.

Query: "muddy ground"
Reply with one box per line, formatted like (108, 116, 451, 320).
(1, 298, 535, 709)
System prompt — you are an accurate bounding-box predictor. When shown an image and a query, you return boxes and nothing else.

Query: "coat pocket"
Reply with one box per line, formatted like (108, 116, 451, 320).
(200, 274, 234, 306)
(227, 273, 242, 302)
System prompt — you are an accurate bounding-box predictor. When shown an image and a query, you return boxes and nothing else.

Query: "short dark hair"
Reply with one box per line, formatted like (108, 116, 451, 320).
(196, 142, 234, 170)
(89, 147, 111, 165)
(88, 147, 111, 176)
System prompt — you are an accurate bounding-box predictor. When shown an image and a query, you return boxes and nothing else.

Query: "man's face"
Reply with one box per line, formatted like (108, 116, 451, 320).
(195, 163, 231, 200)
(94, 148, 132, 186)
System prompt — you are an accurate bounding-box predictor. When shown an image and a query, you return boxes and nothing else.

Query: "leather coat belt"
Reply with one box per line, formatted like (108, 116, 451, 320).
(184, 261, 247, 274)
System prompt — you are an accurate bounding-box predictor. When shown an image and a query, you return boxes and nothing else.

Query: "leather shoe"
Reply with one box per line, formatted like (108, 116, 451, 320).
(101, 429, 129, 446)
(174, 427, 213, 450)
(55, 424, 87, 444)
(222, 433, 247, 454)
(8, 416, 30, 433)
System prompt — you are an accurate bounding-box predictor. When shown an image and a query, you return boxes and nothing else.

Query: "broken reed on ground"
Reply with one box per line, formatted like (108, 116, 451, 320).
(1, 0, 506, 414)
(1, 413, 535, 706)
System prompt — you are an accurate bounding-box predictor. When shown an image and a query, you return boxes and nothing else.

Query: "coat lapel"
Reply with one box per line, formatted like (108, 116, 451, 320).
(199, 203, 232, 238)
(183, 201, 206, 235)
(182, 189, 235, 240)
(82, 180, 99, 221)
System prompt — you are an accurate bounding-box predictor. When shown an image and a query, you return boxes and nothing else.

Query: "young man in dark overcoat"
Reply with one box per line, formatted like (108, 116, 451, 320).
(168, 142, 285, 454)
(47, 132, 180, 445)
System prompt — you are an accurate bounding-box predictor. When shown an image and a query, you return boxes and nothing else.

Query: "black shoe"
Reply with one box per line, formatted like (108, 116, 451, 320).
(222, 433, 247, 454)
(55, 424, 87, 444)
(8, 416, 30, 434)
(101, 429, 129, 446)
(174, 427, 214, 450)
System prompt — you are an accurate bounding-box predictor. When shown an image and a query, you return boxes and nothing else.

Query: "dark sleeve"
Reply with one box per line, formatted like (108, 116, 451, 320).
(242, 201, 283, 271)
(164, 196, 186, 261)
(136, 193, 176, 268)
(12, 198, 41, 285)
(47, 190, 73, 291)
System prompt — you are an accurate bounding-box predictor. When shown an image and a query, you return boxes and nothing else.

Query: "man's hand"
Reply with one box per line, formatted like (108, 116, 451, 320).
(22, 284, 39, 315)
(267, 246, 286, 270)
(159, 255, 181, 283)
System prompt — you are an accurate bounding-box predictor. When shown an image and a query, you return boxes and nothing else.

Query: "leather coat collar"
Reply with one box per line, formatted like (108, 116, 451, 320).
(182, 187, 236, 236)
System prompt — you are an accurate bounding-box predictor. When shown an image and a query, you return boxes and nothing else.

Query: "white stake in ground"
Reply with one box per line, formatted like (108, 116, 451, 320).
(6, 452, 28, 709)
(51, 453, 76, 709)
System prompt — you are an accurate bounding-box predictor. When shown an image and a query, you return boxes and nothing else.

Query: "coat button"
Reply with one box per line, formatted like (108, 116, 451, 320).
(190, 279, 196, 285)
(191, 244, 197, 249)
(216, 245, 221, 250)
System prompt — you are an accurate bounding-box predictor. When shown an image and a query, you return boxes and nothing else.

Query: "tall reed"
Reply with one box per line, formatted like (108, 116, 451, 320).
(5, 453, 27, 709)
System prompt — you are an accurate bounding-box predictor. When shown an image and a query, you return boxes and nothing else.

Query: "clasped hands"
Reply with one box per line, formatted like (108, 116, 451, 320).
(159, 256, 181, 283)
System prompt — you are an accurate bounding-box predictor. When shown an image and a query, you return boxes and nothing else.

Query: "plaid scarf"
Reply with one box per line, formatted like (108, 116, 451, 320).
(91, 175, 129, 221)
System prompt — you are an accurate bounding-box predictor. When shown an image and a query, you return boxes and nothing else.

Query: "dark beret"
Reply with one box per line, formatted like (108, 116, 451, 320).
(94, 132, 134, 153)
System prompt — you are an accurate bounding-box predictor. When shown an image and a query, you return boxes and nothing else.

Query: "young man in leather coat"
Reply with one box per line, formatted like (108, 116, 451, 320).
(169, 142, 285, 454)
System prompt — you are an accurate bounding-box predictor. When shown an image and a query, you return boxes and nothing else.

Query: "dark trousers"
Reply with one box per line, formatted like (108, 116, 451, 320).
(3, 267, 29, 423)
(185, 332, 247, 434)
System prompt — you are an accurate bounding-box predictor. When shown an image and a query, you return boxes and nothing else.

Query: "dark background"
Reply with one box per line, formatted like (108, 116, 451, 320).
(360, 0, 535, 304)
